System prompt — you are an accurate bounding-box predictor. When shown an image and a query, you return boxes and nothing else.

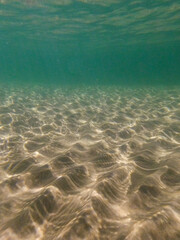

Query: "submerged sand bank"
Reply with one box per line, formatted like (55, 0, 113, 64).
(0, 86, 180, 240)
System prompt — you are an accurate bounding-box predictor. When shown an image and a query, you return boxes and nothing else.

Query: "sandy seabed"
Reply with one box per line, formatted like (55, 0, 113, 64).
(0, 85, 180, 240)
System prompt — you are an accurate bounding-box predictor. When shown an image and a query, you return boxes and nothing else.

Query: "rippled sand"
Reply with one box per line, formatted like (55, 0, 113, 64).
(0, 86, 180, 240)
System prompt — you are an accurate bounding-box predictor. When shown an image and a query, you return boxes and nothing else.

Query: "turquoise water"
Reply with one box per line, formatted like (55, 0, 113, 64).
(0, 1, 180, 240)
(0, 0, 180, 86)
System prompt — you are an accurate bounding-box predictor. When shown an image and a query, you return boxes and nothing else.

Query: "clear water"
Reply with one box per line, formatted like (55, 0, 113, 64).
(0, 0, 180, 86)
(0, 1, 180, 240)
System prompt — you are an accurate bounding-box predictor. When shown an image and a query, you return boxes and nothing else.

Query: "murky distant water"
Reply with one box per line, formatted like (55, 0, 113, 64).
(0, 1, 180, 240)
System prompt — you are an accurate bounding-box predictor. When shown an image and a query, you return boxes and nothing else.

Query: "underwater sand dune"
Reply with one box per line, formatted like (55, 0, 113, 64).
(0, 86, 180, 240)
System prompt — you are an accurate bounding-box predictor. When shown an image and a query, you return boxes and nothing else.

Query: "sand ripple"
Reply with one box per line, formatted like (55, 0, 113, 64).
(0, 86, 180, 240)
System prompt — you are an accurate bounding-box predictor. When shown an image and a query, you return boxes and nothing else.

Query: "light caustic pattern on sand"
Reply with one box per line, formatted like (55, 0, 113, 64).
(0, 86, 180, 240)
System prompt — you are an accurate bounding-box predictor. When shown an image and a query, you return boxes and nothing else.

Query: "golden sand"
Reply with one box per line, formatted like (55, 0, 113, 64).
(0, 86, 180, 239)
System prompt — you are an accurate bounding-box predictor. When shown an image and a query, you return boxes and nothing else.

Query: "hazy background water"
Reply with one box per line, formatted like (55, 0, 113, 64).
(0, 0, 180, 86)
